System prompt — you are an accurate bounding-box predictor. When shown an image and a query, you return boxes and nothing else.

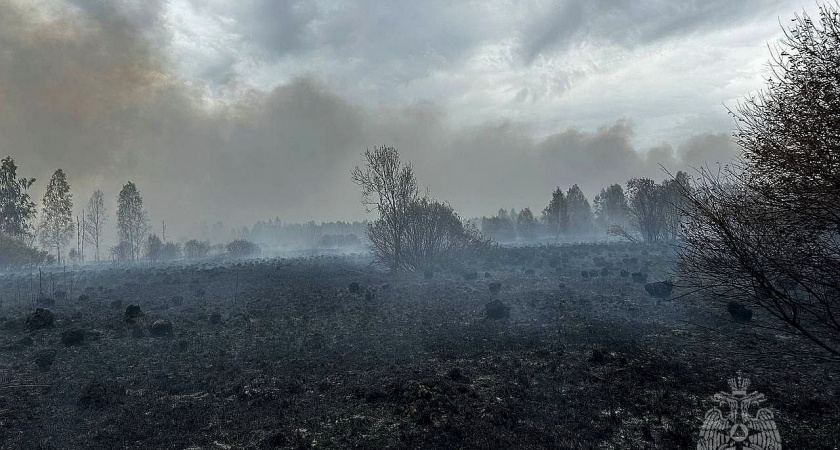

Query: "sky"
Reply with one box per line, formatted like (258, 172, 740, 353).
(0, 0, 817, 240)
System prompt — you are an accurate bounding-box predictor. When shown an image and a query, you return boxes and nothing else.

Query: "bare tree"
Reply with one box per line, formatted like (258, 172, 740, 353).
(371, 197, 488, 271)
(626, 178, 665, 242)
(679, 4, 840, 360)
(352, 146, 419, 273)
(84, 190, 107, 263)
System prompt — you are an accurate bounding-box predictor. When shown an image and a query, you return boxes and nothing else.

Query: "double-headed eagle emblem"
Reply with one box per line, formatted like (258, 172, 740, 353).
(697, 372, 782, 450)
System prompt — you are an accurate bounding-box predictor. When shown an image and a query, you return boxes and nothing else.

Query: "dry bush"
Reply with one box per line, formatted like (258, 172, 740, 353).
(226, 239, 261, 258)
(368, 198, 489, 272)
(0, 234, 52, 270)
(679, 4, 840, 360)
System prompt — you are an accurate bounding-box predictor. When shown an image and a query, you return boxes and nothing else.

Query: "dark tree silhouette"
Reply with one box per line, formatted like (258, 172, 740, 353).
(394, 198, 488, 271)
(594, 183, 630, 231)
(627, 178, 666, 242)
(661, 171, 691, 240)
(516, 207, 538, 239)
(566, 184, 593, 235)
(481, 208, 516, 242)
(184, 239, 210, 259)
(145, 234, 163, 262)
(352, 146, 419, 273)
(0, 156, 36, 240)
(542, 187, 568, 241)
(679, 4, 840, 360)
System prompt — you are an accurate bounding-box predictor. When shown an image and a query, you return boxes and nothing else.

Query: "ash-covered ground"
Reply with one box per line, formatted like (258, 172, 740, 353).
(0, 243, 837, 449)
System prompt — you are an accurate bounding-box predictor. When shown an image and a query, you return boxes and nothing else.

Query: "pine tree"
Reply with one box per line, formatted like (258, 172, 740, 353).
(566, 184, 593, 235)
(542, 187, 568, 241)
(39, 169, 74, 263)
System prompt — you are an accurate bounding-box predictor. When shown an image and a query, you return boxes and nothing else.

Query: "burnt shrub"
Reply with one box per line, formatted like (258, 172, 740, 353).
(25, 308, 54, 331)
(485, 299, 510, 320)
(124, 305, 146, 327)
(226, 239, 261, 258)
(644, 281, 674, 299)
(61, 328, 86, 347)
(150, 319, 173, 336)
(77, 381, 109, 409)
(590, 348, 608, 364)
(631, 272, 648, 284)
(727, 302, 753, 323)
(34, 349, 57, 371)
(489, 281, 502, 294)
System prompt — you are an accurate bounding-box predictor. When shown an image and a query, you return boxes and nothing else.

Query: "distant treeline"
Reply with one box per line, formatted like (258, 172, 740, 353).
(0, 156, 368, 270)
(480, 172, 690, 243)
(232, 218, 367, 249)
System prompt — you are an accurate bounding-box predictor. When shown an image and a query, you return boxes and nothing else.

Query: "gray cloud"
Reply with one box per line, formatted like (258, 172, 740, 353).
(411, 120, 738, 217)
(0, 0, 745, 243)
(520, 0, 792, 63)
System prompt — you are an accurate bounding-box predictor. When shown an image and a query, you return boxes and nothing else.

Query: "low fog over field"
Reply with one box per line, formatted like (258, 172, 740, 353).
(1, 1, 838, 449)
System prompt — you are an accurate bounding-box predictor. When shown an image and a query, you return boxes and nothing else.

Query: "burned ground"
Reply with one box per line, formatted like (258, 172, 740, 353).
(0, 243, 837, 449)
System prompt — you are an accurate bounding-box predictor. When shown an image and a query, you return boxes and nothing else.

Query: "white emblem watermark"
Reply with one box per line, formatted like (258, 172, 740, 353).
(697, 372, 782, 450)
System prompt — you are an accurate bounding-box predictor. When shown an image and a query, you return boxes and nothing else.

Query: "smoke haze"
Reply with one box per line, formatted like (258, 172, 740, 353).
(0, 0, 768, 240)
